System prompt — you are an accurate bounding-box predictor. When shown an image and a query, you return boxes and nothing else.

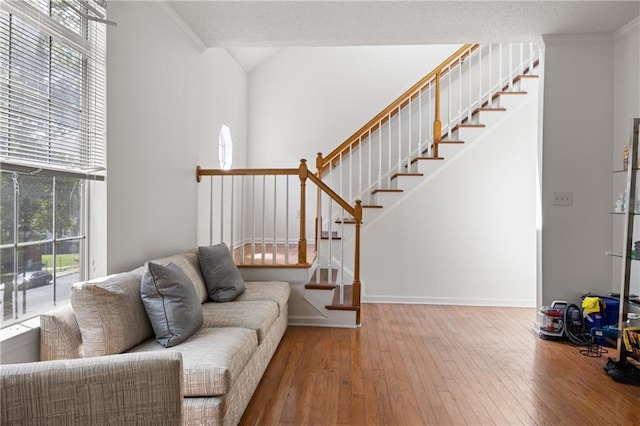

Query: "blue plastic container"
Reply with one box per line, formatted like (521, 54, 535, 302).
(582, 295, 620, 346)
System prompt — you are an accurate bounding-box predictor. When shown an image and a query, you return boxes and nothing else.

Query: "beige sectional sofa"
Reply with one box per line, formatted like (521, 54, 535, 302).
(29, 248, 290, 425)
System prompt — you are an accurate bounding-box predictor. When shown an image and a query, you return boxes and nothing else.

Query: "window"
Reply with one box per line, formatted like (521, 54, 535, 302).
(0, 1, 107, 327)
(219, 125, 233, 170)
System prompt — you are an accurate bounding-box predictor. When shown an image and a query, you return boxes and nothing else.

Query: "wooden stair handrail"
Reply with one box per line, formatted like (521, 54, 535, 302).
(196, 166, 298, 182)
(317, 43, 479, 175)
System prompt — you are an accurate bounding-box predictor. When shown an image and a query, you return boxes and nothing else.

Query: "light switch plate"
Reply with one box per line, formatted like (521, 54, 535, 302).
(552, 191, 573, 206)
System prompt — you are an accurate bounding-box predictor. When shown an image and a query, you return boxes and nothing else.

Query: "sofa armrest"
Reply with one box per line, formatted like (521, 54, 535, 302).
(1, 352, 183, 425)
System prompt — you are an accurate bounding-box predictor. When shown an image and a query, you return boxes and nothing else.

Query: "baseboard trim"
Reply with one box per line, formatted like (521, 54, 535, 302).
(362, 295, 535, 307)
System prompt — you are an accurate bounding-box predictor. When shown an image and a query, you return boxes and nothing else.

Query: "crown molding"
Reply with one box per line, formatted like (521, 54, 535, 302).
(155, 2, 207, 54)
(614, 17, 639, 41)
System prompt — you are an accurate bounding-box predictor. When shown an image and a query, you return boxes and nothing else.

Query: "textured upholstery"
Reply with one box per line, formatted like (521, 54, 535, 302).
(128, 327, 257, 397)
(40, 305, 83, 361)
(201, 300, 279, 344)
(182, 305, 289, 426)
(236, 281, 291, 314)
(0, 352, 183, 425)
(71, 272, 153, 357)
(140, 250, 209, 303)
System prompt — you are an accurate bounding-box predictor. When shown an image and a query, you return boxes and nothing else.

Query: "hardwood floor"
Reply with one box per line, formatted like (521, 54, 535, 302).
(241, 304, 640, 425)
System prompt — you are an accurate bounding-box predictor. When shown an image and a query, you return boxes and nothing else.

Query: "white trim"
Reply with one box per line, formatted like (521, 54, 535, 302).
(362, 295, 536, 308)
(155, 2, 206, 53)
(542, 33, 613, 46)
(614, 16, 640, 40)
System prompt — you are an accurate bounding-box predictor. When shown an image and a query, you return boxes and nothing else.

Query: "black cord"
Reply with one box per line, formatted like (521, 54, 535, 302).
(564, 304, 591, 346)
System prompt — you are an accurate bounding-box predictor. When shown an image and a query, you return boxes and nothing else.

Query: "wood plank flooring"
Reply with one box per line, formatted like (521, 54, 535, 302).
(240, 304, 640, 425)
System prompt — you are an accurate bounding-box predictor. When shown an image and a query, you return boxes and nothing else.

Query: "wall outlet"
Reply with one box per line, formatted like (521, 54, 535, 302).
(552, 191, 573, 206)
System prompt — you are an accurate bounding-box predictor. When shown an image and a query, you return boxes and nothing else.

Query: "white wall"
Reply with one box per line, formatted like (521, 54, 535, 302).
(540, 35, 614, 305)
(196, 49, 248, 247)
(107, 3, 247, 272)
(361, 93, 538, 306)
(611, 19, 640, 295)
(248, 45, 461, 168)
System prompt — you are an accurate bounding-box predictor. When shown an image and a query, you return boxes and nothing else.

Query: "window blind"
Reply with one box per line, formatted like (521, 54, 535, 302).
(0, 0, 106, 175)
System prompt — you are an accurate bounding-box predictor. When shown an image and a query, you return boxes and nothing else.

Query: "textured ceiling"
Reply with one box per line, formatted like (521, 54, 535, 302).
(169, 0, 640, 47)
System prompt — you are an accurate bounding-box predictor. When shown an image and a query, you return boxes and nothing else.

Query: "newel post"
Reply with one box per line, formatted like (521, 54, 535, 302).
(353, 199, 362, 324)
(433, 72, 442, 158)
(298, 159, 308, 264)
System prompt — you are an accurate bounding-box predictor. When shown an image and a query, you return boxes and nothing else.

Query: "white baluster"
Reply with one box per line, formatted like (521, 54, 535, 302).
(418, 88, 422, 156)
(209, 176, 214, 245)
(220, 175, 224, 245)
(368, 129, 372, 196)
(447, 66, 452, 139)
(378, 120, 382, 190)
(285, 176, 289, 264)
(468, 47, 472, 122)
(478, 45, 483, 107)
(251, 175, 255, 264)
(397, 105, 401, 175)
(508, 43, 513, 89)
(499, 43, 504, 92)
(388, 112, 392, 186)
(241, 176, 245, 263)
(272, 175, 277, 264)
(230, 176, 234, 253)
(262, 175, 266, 264)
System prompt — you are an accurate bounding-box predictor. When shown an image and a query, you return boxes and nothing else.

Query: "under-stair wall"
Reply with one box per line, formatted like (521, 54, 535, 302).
(359, 85, 539, 306)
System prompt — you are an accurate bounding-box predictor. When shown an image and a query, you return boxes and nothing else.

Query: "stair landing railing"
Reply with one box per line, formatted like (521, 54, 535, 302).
(196, 160, 362, 321)
(315, 42, 541, 209)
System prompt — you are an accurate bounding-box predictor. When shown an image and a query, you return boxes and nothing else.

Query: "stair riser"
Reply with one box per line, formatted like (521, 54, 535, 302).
(373, 191, 403, 206)
(413, 159, 444, 175)
(455, 126, 485, 143)
(391, 175, 424, 192)
(495, 93, 527, 110)
(437, 143, 465, 159)
(476, 110, 505, 128)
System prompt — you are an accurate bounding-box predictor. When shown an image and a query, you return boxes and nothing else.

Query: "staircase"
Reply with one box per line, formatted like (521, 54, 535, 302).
(196, 42, 542, 328)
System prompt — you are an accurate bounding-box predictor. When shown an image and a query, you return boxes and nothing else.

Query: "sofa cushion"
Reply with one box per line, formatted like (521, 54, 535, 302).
(141, 262, 204, 348)
(40, 305, 83, 361)
(201, 300, 278, 344)
(235, 281, 290, 314)
(198, 243, 245, 302)
(136, 250, 209, 304)
(71, 272, 153, 357)
(127, 327, 257, 396)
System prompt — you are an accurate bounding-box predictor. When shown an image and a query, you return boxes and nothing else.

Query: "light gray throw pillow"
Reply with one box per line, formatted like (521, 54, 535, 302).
(141, 261, 203, 347)
(198, 243, 246, 302)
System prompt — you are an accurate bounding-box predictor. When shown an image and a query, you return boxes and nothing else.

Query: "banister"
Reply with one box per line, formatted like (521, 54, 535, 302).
(318, 43, 479, 175)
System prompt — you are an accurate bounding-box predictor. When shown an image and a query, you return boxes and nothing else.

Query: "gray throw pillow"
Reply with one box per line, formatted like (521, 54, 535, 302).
(141, 261, 203, 347)
(198, 243, 246, 302)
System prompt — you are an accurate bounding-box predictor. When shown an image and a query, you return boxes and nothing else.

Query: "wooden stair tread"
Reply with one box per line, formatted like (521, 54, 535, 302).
(477, 107, 507, 112)
(305, 283, 336, 290)
(335, 218, 357, 224)
(391, 173, 424, 180)
(496, 91, 527, 96)
(371, 188, 403, 194)
(411, 156, 444, 164)
(457, 124, 486, 128)
(362, 205, 383, 209)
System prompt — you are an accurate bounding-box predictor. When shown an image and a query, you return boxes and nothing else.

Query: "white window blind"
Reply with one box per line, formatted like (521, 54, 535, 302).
(0, 0, 107, 175)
